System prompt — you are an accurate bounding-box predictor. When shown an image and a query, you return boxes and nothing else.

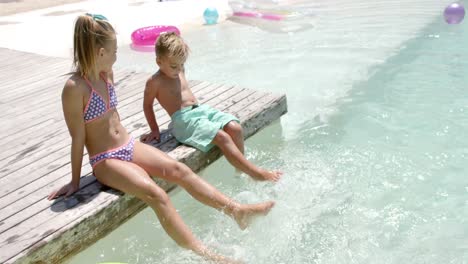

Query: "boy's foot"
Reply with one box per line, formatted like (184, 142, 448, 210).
(254, 169, 283, 182)
(232, 201, 275, 230)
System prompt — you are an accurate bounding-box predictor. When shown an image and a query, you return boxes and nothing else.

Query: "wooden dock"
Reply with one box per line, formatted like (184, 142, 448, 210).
(0, 48, 287, 264)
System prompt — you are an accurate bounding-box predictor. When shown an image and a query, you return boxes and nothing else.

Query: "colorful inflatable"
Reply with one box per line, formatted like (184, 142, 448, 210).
(228, 0, 316, 33)
(131, 25, 180, 46)
(233, 10, 283, 21)
(232, 9, 297, 21)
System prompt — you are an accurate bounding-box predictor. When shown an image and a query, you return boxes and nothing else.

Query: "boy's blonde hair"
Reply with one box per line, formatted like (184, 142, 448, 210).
(73, 14, 115, 78)
(155, 32, 190, 62)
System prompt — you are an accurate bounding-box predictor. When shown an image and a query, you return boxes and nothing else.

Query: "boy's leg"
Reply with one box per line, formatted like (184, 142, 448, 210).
(133, 141, 275, 229)
(212, 130, 282, 182)
(223, 121, 244, 154)
(223, 122, 243, 174)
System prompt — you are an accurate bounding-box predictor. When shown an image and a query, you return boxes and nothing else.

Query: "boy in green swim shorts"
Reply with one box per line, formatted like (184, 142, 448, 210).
(141, 32, 282, 182)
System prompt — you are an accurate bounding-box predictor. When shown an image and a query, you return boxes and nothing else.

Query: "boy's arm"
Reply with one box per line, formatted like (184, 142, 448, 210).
(142, 78, 161, 142)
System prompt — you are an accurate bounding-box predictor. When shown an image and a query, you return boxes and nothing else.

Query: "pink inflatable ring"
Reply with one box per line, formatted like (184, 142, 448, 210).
(131, 25, 180, 46)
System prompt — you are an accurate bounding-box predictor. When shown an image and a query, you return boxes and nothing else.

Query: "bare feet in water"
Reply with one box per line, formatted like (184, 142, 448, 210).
(232, 201, 275, 230)
(254, 169, 283, 182)
(197, 201, 275, 263)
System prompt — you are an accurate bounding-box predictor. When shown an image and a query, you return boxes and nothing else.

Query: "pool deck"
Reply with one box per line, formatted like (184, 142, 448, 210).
(0, 48, 287, 264)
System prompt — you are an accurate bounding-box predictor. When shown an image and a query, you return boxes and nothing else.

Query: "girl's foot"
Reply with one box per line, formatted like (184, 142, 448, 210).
(232, 201, 275, 230)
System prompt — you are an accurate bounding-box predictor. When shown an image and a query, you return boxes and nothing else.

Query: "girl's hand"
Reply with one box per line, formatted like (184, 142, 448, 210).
(141, 130, 161, 143)
(48, 182, 79, 200)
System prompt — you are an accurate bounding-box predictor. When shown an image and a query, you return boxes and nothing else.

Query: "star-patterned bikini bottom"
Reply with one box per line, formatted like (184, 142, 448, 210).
(89, 137, 135, 168)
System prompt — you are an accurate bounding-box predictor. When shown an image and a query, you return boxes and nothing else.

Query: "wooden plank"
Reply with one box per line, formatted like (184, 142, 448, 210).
(0, 63, 65, 90)
(0, 48, 23, 63)
(0, 119, 59, 160)
(0, 69, 174, 138)
(0, 60, 69, 95)
(0, 52, 56, 78)
(0, 68, 133, 128)
(0, 70, 171, 150)
(0, 85, 250, 241)
(0, 67, 138, 119)
(0, 81, 214, 175)
(0, 49, 66, 77)
(0, 70, 161, 152)
(0, 72, 154, 155)
(0, 82, 219, 191)
(0, 83, 234, 206)
(0, 49, 287, 264)
(0, 67, 140, 111)
(0, 67, 131, 115)
(0, 91, 286, 264)
(0, 85, 253, 247)
(0, 86, 259, 238)
(0, 83, 240, 213)
(0, 79, 204, 161)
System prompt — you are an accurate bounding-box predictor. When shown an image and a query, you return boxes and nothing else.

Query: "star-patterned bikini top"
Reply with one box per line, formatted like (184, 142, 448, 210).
(83, 73, 118, 123)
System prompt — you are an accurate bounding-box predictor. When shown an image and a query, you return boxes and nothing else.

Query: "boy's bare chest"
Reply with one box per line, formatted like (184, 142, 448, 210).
(160, 82, 191, 100)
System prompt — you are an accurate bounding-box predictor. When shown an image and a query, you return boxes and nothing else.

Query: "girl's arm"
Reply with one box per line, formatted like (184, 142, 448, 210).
(48, 78, 85, 200)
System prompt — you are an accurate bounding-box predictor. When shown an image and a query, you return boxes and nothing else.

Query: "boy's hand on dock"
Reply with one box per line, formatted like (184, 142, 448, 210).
(141, 130, 161, 143)
(47, 182, 79, 200)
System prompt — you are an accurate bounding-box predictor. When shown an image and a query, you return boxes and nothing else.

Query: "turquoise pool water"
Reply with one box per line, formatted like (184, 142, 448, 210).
(68, 0, 468, 263)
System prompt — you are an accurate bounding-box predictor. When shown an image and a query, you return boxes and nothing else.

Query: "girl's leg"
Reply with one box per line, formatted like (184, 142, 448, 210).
(133, 141, 275, 229)
(223, 121, 244, 154)
(93, 160, 237, 263)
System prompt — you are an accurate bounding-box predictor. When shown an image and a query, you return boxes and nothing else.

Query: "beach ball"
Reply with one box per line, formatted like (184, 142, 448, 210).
(444, 2, 465, 24)
(203, 7, 219, 25)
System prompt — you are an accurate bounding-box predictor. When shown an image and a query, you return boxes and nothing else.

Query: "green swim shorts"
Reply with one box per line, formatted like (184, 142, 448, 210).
(171, 104, 240, 152)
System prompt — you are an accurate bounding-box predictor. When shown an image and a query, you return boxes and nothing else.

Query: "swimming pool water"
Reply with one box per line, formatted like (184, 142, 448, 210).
(68, 0, 468, 263)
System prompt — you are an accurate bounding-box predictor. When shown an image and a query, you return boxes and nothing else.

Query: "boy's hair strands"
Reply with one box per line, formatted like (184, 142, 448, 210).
(155, 32, 190, 62)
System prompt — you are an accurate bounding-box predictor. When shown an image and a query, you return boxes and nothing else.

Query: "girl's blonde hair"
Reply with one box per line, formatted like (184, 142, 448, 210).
(155, 32, 190, 62)
(73, 14, 115, 78)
